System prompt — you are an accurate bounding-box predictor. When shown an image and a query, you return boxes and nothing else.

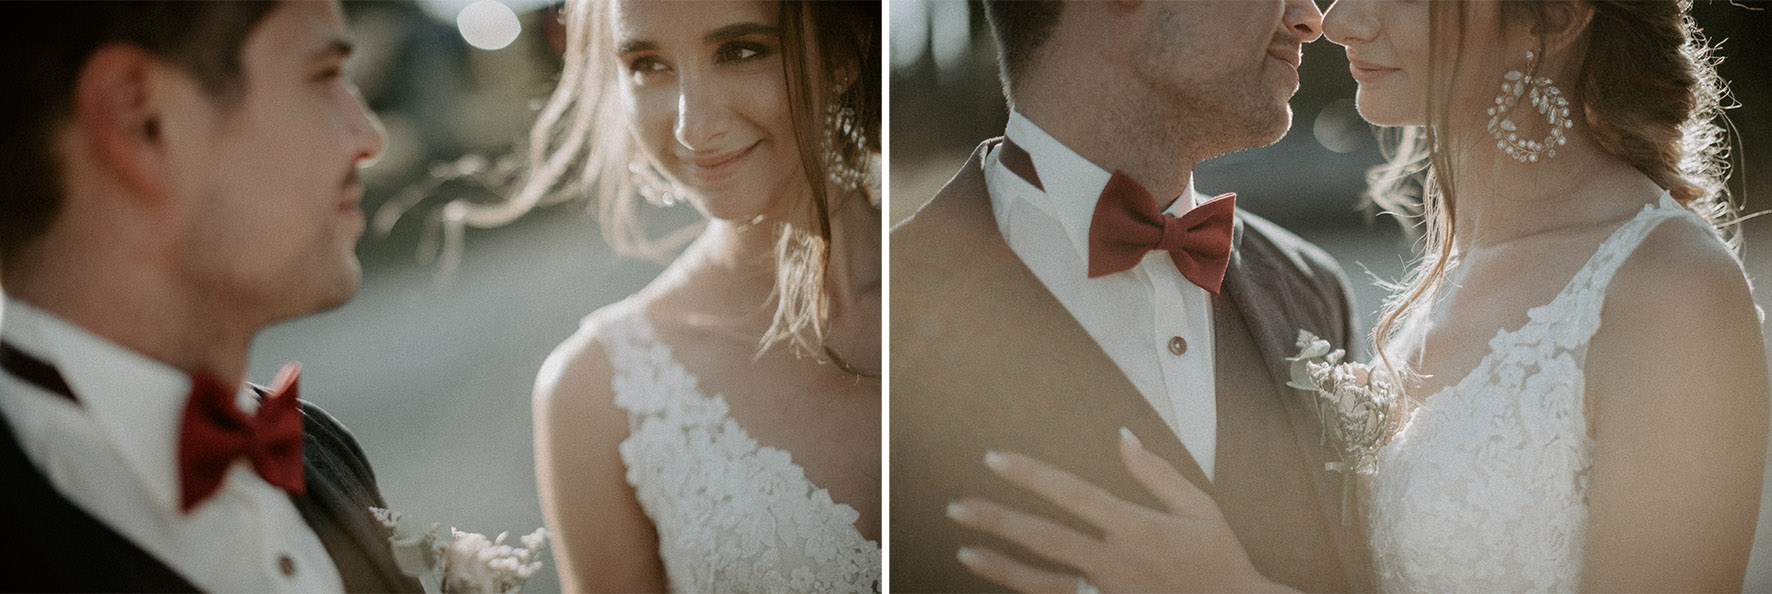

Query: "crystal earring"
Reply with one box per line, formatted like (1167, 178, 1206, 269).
(822, 84, 869, 192)
(628, 156, 679, 207)
(1487, 50, 1572, 163)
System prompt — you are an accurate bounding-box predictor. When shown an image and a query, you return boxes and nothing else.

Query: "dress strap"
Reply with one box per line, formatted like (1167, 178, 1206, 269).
(588, 300, 677, 418)
(1552, 193, 1696, 347)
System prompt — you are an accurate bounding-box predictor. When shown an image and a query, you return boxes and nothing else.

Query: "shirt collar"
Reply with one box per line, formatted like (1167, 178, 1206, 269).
(0, 295, 247, 512)
(999, 110, 1206, 267)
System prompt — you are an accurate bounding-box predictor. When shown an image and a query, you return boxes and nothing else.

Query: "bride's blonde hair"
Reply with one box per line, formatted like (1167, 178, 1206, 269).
(443, 0, 880, 365)
(1366, 0, 1736, 375)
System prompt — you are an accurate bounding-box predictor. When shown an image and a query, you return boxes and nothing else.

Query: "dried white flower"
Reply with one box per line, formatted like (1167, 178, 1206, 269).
(1287, 330, 1403, 525)
(371, 507, 552, 593)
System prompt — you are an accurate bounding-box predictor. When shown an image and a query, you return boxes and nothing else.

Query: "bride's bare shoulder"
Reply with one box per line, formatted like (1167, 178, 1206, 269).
(1606, 213, 1756, 333)
(533, 294, 664, 429)
(532, 297, 670, 592)
(1589, 211, 1766, 412)
(1579, 212, 1767, 592)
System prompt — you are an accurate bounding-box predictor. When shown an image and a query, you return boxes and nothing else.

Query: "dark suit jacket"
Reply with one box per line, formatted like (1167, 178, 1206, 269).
(891, 140, 1374, 592)
(0, 398, 422, 593)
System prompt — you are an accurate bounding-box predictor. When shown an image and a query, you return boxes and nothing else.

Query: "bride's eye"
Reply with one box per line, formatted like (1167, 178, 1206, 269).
(715, 41, 771, 64)
(625, 55, 670, 83)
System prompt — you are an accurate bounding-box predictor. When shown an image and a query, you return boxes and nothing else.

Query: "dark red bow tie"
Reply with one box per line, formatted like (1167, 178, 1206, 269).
(1087, 171, 1236, 294)
(178, 363, 305, 511)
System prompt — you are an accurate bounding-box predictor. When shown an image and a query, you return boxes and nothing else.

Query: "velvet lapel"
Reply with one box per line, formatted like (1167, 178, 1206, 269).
(1216, 224, 1371, 592)
(285, 404, 415, 593)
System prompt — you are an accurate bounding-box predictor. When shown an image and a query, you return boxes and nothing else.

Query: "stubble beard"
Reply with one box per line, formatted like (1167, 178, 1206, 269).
(1141, 73, 1295, 164)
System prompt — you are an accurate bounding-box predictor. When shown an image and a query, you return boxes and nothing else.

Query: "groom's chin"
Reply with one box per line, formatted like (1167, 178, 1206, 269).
(1262, 105, 1297, 146)
(1221, 104, 1296, 157)
(301, 260, 363, 318)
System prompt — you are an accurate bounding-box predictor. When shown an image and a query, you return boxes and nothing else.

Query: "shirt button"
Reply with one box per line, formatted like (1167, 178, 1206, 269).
(278, 554, 297, 577)
(1168, 336, 1188, 356)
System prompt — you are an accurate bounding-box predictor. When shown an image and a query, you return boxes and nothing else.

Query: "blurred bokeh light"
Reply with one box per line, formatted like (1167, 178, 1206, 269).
(457, 0, 522, 51)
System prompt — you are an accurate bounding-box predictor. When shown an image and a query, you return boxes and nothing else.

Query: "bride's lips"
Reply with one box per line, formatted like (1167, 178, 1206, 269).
(680, 141, 761, 182)
(1348, 57, 1399, 82)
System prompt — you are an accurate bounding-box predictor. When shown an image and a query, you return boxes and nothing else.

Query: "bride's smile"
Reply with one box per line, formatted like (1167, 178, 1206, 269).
(614, 0, 803, 224)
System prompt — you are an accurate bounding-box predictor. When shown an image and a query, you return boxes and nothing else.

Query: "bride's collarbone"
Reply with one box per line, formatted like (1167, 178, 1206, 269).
(1408, 239, 1601, 397)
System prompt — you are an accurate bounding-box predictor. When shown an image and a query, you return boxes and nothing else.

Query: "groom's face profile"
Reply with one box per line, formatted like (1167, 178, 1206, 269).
(1131, 0, 1323, 148)
(165, 0, 385, 322)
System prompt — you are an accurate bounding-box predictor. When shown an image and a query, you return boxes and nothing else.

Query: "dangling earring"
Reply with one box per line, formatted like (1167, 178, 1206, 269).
(628, 156, 680, 206)
(1487, 50, 1572, 163)
(822, 83, 869, 192)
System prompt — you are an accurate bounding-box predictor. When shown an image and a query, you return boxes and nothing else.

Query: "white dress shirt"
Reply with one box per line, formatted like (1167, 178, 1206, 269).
(987, 111, 1220, 480)
(0, 297, 345, 593)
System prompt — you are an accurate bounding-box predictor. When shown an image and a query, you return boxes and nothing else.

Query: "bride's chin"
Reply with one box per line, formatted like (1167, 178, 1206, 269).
(1352, 98, 1420, 129)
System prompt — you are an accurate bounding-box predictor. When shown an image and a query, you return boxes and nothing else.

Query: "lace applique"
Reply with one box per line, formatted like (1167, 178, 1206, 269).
(596, 303, 880, 594)
(1369, 195, 1695, 592)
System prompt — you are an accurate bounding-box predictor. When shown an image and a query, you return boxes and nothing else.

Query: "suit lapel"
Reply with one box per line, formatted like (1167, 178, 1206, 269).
(288, 466, 386, 592)
(1218, 218, 1370, 590)
(287, 405, 414, 594)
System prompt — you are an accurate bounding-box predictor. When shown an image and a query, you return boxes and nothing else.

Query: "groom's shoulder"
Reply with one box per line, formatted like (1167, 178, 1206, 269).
(890, 139, 997, 253)
(1235, 208, 1347, 283)
(891, 139, 999, 303)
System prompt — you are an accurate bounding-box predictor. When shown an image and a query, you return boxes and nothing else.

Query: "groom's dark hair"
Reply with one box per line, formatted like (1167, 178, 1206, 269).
(982, 0, 1062, 106)
(0, 1, 281, 262)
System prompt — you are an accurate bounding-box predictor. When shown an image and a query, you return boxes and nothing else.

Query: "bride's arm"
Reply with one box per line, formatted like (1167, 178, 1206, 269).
(1580, 223, 1769, 592)
(534, 329, 669, 593)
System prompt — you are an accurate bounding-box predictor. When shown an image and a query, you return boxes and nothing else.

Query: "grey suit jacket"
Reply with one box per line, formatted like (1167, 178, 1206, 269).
(890, 140, 1374, 593)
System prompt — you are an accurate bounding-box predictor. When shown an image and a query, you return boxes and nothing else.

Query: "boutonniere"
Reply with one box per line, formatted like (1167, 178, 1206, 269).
(371, 507, 551, 593)
(1285, 330, 1403, 525)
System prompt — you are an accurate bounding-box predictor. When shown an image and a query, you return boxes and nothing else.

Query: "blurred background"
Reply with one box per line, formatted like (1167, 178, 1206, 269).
(890, 0, 1772, 589)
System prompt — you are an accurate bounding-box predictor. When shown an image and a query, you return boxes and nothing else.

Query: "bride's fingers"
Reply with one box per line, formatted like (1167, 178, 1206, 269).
(947, 498, 1112, 571)
(983, 451, 1144, 533)
(956, 544, 1080, 594)
(1117, 428, 1216, 518)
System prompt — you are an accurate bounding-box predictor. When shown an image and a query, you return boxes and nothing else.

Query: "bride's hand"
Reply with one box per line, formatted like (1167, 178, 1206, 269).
(947, 428, 1292, 593)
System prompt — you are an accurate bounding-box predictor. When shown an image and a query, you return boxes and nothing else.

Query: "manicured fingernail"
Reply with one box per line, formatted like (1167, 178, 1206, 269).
(946, 501, 974, 521)
(984, 450, 1006, 471)
(957, 547, 982, 565)
(1120, 426, 1142, 449)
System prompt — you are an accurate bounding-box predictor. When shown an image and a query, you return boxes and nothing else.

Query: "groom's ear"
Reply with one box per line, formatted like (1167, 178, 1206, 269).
(70, 43, 182, 205)
(1535, 1, 1595, 59)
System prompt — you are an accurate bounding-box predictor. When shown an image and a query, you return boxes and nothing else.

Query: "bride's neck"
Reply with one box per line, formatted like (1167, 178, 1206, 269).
(690, 189, 880, 312)
(1443, 122, 1660, 253)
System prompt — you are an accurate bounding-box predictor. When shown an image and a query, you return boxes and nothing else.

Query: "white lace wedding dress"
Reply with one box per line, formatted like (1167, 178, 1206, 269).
(597, 303, 881, 593)
(1368, 194, 1704, 592)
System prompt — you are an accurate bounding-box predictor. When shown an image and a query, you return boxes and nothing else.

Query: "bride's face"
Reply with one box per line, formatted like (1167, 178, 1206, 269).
(611, 0, 803, 223)
(1323, 0, 1514, 129)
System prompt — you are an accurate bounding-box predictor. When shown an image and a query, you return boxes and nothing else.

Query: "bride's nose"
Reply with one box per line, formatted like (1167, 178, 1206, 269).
(1323, 0, 1379, 46)
(673, 70, 729, 151)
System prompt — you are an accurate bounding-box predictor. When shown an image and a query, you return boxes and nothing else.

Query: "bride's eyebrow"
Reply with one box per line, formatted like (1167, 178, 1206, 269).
(616, 37, 655, 55)
(704, 22, 778, 44)
(615, 22, 778, 56)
